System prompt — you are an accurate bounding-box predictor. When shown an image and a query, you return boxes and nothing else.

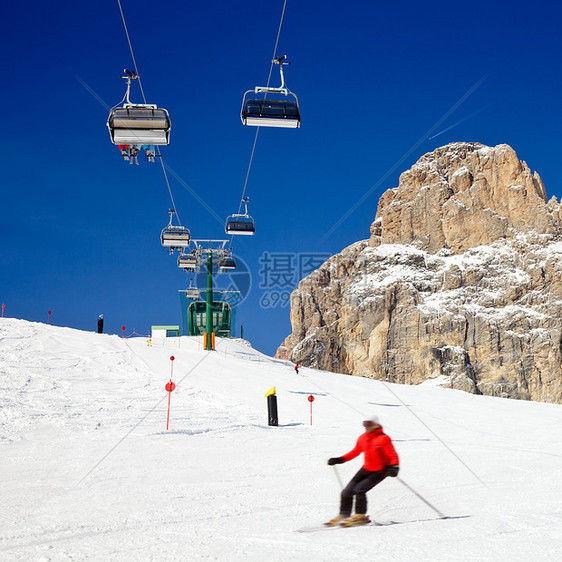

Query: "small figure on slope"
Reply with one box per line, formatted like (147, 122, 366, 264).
(294, 362, 300, 374)
(326, 415, 399, 527)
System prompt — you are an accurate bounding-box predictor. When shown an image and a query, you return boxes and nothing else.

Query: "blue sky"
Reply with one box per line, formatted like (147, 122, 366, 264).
(2, 0, 562, 355)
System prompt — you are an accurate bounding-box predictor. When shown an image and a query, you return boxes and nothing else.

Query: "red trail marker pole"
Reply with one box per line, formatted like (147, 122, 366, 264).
(2, 303, 5, 317)
(47, 310, 51, 324)
(308, 395, 315, 425)
(165, 380, 176, 430)
(166, 356, 176, 430)
(121, 326, 125, 339)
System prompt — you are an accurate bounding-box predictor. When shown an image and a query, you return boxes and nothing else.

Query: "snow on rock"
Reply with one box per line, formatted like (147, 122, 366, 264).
(279, 143, 562, 403)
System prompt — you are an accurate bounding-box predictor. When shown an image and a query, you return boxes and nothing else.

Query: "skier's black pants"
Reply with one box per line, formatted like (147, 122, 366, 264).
(340, 468, 386, 516)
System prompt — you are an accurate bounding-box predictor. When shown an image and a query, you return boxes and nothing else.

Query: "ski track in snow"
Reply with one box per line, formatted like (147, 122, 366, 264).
(1, 318, 562, 561)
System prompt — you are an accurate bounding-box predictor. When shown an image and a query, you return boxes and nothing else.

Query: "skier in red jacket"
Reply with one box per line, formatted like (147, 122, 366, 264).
(326, 415, 399, 527)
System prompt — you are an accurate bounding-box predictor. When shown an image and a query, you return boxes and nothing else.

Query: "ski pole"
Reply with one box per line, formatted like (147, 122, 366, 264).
(332, 465, 344, 490)
(396, 477, 447, 519)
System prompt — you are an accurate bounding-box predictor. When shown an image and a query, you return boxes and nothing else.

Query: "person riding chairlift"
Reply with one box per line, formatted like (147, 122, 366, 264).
(118, 144, 129, 160)
(142, 145, 155, 162)
(118, 144, 155, 164)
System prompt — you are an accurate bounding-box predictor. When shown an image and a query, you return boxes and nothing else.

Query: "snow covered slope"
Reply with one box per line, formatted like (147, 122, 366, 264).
(1, 318, 561, 561)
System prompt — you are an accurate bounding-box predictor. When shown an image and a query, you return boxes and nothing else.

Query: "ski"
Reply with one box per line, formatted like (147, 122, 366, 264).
(340, 515, 371, 527)
(296, 520, 372, 533)
(296, 522, 373, 533)
(296, 524, 342, 533)
(296, 515, 469, 533)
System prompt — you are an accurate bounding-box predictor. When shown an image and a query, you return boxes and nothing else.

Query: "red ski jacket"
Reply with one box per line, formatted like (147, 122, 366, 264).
(342, 428, 399, 472)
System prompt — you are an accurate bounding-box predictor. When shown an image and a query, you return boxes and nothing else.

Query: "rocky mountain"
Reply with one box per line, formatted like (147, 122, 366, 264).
(277, 143, 562, 403)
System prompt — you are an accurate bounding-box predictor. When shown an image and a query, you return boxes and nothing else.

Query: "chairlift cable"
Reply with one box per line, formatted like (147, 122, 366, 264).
(116, 0, 147, 104)
(237, 128, 260, 216)
(229, 0, 288, 249)
(157, 147, 180, 220)
(238, 0, 287, 215)
(265, 0, 288, 92)
(115, 0, 181, 223)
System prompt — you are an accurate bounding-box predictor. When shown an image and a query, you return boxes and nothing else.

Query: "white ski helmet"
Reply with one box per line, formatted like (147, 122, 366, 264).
(363, 415, 381, 426)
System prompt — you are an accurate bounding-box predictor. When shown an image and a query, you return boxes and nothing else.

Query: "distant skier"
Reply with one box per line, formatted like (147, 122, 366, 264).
(97, 314, 104, 334)
(326, 415, 399, 527)
(294, 363, 300, 374)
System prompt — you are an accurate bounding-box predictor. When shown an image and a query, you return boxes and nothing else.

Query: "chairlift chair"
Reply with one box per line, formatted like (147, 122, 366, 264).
(225, 197, 255, 235)
(161, 225, 191, 247)
(178, 253, 198, 270)
(161, 210, 190, 251)
(184, 278, 200, 299)
(184, 288, 201, 299)
(218, 256, 237, 271)
(107, 70, 171, 146)
(108, 106, 171, 145)
(225, 216, 255, 235)
(241, 56, 301, 128)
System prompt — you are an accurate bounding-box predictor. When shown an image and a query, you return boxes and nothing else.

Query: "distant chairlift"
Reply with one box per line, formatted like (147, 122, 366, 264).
(225, 197, 255, 236)
(183, 280, 201, 300)
(161, 210, 190, 253)
(241, 56, 301, 128)
(107, 69, 171, 164)
(178, 253, 198, 271)
(218, 254, 236, 271)
(184, 289, 201, 299)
